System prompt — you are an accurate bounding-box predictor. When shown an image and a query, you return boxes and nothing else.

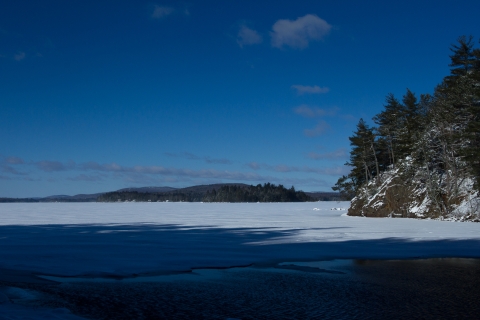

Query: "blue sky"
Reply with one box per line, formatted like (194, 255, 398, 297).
(1, 0, 479, 197)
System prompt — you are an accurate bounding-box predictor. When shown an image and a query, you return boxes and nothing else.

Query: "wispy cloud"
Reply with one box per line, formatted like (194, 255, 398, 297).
(1, 165, 27, 175)
(294, 105, 338, 118)
(14, 51, 25, 61)
(5, 156, 24, 164)
(304, 120, 330, 137)
(165, 152, 232, 165)
(307, 148, 348, 160)
(291, 85, 329, 95)
(247, 162, 261, 170)
(6, 155, 343, 189)
(78, 161, 271, 182)
(152, 5, 174, 19)
(35, 160, 76, 172)
(270, 14, 331, 49)
(237, 25, 263, 48)
(80, 162, 121, 172)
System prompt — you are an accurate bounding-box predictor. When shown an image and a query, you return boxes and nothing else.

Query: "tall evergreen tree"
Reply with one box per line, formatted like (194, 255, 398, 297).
(346, 119, 379, 186)
(373, 94, 403, 168)
(396, 89, 422, 159)
(448, 35, 476, 78)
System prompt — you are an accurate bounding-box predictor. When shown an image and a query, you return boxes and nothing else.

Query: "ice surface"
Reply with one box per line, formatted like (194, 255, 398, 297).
(1, 202, 479, 277)
(1, 202, 480, 319)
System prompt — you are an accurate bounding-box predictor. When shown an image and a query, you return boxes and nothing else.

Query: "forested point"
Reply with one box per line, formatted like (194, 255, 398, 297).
(334, 36, 480, 221)
(203, 183, 312, 202)
(97, 183, 314, 203)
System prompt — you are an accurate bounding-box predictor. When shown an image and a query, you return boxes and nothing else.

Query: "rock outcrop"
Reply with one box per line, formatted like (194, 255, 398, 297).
(347, 159, 480, 221)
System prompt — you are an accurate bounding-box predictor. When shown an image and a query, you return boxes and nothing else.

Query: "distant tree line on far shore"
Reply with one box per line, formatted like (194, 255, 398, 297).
(97, 183, 314, 203)
(203, 183, 311, 202)
(0, 198, 94, 203)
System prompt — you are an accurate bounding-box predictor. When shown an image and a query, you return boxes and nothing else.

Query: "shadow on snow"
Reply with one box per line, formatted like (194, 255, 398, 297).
(0, 224, 479, 276)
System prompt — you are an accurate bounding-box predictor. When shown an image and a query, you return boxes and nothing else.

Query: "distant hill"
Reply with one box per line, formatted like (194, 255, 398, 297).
(116, 186, 178, 193)
(1, 184, 341, 202)
(97, 183, 252, 203)
(97, 183, 337, 203)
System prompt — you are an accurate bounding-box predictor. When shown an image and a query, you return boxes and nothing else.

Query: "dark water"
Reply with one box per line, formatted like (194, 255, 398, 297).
(14, 258, 480, 319)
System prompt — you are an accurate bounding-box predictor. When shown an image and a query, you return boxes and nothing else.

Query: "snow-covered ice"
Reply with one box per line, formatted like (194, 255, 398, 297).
(1, 202, 479, 276)
(1, 202, 480, 319)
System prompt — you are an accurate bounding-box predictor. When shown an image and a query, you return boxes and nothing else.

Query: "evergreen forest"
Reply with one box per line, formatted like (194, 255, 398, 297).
(334, 36, 480, 220)
(97, 183, 313, 203)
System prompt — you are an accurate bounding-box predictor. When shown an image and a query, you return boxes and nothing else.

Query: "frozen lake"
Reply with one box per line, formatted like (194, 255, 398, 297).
(1, 202, 480, 276)
(1, 202, 480, 319)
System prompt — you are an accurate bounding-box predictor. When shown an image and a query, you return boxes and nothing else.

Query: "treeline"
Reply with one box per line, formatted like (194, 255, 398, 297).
(97, 183, 314, 202)
(334, 36, 480, 215)
(203, 183, 312, 202)
(97, 191, 205, 202)
(0, 198, 40, 203)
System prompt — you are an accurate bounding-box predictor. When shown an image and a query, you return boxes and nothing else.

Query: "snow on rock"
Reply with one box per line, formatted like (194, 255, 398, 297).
(348, 158, 480, 221)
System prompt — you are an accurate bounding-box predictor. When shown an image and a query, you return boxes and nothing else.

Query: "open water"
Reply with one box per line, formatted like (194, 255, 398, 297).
(11, 258, 480, 319)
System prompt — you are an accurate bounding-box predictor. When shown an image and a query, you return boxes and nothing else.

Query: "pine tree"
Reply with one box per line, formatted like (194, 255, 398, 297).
(346, 119, 379, 186)
(387, 89, 423, 163)
(332, 175, 356, 200)
(448, 35, 476, 78)
(373, 94, 403, 168)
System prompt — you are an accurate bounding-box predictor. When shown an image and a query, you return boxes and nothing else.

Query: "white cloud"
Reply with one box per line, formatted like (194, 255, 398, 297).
(271, 14, 331, 49)
(152, 5, 174, 19)
(304, 120, 330, 137)
(14, 51, 25, 61)
(291, 85, 329, 95)
(237, 25, 263, 48)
